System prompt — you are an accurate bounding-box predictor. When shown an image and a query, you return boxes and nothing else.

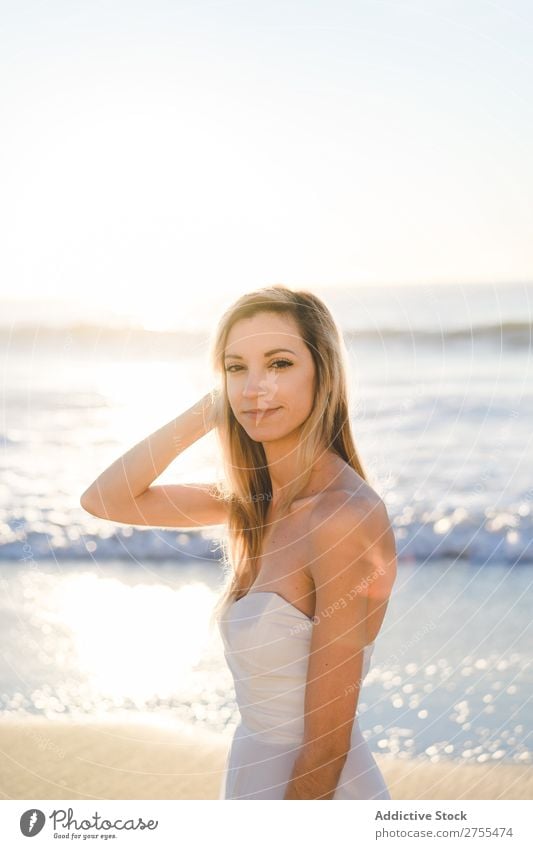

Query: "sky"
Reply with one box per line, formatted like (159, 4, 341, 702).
(1, 0, 532, 329)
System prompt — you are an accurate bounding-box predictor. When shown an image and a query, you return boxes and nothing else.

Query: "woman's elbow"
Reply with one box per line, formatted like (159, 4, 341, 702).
(80, 486, 108, 517)
(80, 488, 97, 515)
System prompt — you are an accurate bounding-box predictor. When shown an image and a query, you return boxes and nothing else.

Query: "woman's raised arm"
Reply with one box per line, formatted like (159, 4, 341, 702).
(79, 389, 227, 528)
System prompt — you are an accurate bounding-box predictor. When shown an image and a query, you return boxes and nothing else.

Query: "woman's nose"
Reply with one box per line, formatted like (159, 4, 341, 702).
(242, 376, 266, 396)
(242, 371, 279, 403)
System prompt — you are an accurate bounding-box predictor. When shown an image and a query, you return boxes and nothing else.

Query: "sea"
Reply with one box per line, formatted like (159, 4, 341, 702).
(0, 282, 531, 765)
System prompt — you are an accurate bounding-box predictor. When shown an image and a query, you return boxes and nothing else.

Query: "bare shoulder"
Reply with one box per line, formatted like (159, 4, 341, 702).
(307, 485, 397, 582)
(310, 483, 390, 537)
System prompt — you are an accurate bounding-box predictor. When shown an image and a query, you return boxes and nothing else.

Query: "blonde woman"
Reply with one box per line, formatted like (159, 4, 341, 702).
(81, 285, 397, 800)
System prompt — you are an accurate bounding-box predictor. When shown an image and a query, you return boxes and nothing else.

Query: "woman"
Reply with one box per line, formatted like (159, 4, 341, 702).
(80, 285, 397, 800)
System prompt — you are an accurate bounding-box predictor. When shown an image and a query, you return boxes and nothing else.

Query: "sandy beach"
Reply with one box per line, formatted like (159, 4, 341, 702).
(0, 716, 530, 800)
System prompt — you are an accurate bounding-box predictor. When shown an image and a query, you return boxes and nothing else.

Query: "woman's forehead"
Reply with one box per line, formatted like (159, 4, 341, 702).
(225, 313, 302, 351)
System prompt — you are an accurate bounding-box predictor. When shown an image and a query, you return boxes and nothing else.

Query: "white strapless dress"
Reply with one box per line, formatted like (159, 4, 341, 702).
(217, 590, 391, 800)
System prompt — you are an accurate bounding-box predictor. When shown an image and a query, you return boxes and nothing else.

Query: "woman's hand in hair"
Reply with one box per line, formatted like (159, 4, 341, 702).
(197, 387, 223, 432)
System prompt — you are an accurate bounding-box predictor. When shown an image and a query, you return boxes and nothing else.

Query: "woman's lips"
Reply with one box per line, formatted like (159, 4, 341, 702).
(243, 407, 281, 419)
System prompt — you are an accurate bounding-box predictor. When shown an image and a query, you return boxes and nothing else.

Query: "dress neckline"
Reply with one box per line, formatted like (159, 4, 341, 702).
(233, 592, 377, 650)
(242, 590, 314, 621)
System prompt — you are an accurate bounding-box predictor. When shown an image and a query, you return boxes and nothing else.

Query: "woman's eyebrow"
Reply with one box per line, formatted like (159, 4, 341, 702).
(224, 347, 297, 360)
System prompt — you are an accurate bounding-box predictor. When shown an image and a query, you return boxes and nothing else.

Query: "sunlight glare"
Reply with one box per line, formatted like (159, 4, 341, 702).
(52, 573, 213, 704)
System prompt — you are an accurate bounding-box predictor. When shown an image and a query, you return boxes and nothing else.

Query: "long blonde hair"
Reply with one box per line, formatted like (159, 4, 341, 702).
(207, 285, 369, 627)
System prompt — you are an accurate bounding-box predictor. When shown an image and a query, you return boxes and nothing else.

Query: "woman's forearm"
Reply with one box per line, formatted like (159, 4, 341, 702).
(81, 390, 218, 507)
(283, 748, 347, 800)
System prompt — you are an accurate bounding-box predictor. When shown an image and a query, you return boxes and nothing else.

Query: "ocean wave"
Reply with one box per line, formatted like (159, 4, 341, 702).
(2, 507, 532, 564)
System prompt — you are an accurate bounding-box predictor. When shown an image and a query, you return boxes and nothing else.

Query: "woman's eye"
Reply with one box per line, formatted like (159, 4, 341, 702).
(224, 360, 292, 373)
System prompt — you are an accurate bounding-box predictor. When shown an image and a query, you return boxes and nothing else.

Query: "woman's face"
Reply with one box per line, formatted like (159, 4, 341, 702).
(223, 311, 316, 440)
